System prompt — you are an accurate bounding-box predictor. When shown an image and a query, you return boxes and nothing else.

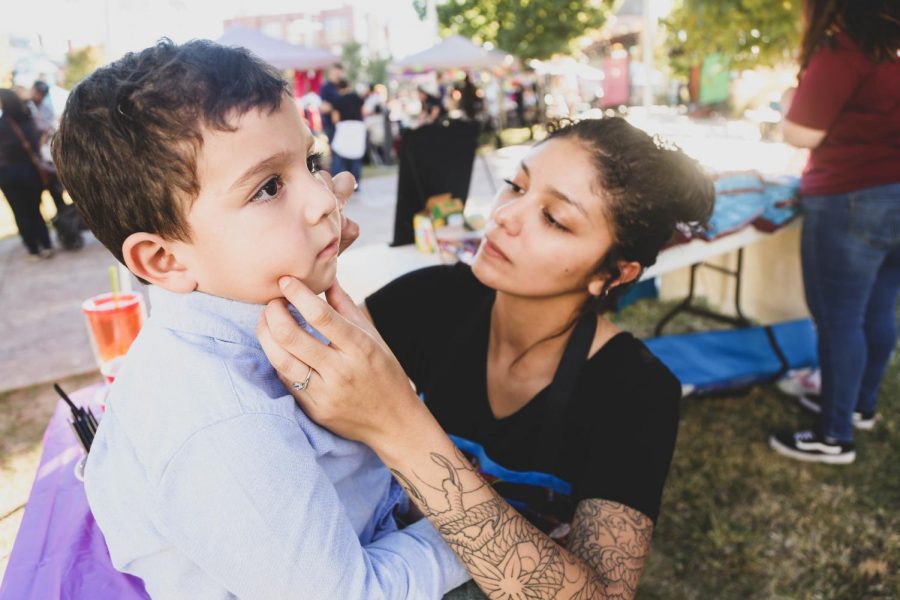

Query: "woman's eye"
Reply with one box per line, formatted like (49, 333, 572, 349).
(503, 178, 524, 194)
(307, 152, 324, 174)
(543, 209, 568, 232)
(251, 175, 283, 202)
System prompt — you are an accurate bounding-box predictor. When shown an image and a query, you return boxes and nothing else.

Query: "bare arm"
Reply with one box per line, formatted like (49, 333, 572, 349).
(378, 419, 610, 600)
(566, 500, 654, 600)
(779, 86, 827, 148)
(259, 280, 616, 599)
(782, 119, 827, 148)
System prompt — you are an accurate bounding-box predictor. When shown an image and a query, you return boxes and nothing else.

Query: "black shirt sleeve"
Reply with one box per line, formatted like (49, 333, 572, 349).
(572, 344, 681, 523)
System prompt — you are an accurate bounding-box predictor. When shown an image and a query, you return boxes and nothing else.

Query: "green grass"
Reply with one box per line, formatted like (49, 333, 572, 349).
(614, 300, 900, 599)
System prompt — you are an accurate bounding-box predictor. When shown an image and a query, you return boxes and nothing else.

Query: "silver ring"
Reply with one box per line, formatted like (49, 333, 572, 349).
(291, 366, 313, 392)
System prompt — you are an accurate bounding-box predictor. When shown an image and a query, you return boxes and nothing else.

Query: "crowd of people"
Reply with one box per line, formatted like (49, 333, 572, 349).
(296, 63, 509, 191)
(1, 0, 897, 597)
(0, 80, 68, 258)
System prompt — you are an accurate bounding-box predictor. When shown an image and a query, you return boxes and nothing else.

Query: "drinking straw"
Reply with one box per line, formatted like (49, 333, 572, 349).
(54, 383, 79, 413)
(109, 265, 120, 307)
(85, 408, 99, 430)
(54, 383, 97, 452)
(68, 419, 91, 452)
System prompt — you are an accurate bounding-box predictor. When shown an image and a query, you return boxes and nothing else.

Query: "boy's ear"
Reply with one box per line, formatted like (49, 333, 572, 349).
(122, 232, 197, 293)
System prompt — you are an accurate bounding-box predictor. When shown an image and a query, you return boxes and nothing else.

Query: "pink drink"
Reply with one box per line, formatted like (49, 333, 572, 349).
(82, 292, 145, 367)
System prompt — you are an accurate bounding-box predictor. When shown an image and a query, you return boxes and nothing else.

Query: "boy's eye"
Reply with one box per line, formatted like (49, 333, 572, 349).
(307, 152, 324, 174)
(251, 175, 283, 202)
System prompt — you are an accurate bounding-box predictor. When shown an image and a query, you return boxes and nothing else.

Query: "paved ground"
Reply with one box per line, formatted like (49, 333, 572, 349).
(0, 150, 514, 395)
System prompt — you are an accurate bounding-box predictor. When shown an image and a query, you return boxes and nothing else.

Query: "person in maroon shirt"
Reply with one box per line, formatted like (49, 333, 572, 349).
(770, 0, 900, 464)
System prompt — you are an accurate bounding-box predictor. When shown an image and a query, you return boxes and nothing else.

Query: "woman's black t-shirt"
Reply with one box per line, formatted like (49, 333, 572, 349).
(366, 263, 681, 536)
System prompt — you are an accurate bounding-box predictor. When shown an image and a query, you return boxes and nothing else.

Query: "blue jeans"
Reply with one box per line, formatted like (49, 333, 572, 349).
(801, 182, 900, 442)
(330, 153, 361, 187)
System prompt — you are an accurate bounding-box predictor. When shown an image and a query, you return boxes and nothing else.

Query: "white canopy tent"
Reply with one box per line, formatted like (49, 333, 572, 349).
(217, 27, 339, 71)
(530, 57, 606, 81)
(391, 35, 514, 72)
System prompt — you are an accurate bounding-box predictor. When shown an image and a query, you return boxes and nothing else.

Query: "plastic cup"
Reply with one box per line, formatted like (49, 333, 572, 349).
(82, 292, 145, 369)
(100, 355, 127, 384)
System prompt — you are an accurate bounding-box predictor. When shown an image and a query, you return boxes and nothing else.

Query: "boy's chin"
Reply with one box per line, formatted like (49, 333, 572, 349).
(288, 266, 337, 297)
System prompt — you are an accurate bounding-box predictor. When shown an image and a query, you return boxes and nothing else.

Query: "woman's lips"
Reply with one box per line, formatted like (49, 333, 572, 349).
(482, 238, 510, 262)
(317, 237, 339, 260)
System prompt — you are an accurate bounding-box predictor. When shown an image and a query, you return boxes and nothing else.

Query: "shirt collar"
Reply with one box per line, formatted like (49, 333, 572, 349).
(148, 286, 266, 347)
(147, 286, 328, 348)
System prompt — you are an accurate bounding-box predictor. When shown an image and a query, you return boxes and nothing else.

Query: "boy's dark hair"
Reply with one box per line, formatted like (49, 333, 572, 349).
(545, 117, 714, 313)
(51, 39, 288, 266)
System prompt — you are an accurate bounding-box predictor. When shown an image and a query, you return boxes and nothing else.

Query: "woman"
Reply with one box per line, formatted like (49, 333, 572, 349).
(259, 117, 714, 599)
(0, 88, 53, 258)
(417, 86, 446, 126)
(770, 0, 899, 464)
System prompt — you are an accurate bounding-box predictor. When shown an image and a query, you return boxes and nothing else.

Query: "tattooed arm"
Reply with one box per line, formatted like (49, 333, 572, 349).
(566, 500, 654, 600)
(375, 414, 624, 600)
(258, 279, 650, 598)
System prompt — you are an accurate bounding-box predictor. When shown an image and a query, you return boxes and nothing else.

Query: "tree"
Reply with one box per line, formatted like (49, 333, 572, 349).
(341, 41, 363, 84)
(64, 45, 104, 89)
(367, 56, 391, 86)
(415, 0, 619, 61)
(664, 0, 801, 78)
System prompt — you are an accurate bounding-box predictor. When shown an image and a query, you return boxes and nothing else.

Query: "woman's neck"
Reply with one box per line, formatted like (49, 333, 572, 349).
(489, 290, 587, 364)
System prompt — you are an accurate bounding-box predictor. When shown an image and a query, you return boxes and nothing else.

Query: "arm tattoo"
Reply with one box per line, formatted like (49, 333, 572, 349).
(391, 449, 605, 599)
(565, 500, 654, 600)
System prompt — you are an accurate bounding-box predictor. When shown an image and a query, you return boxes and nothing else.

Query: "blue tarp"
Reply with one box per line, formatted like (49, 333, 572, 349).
(645, 319, 818, 395)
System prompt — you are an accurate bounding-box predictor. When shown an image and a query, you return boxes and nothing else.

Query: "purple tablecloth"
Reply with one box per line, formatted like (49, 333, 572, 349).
(0, 385, 148, 599)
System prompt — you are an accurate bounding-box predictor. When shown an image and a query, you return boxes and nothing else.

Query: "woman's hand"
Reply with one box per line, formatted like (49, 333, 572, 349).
(257, 276, 427, 448)
(258, 279, 616, 600)
(321, 170, 360, 254)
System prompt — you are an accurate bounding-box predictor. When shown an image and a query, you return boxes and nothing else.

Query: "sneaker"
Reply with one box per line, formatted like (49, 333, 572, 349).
(38, 247, 55, 259)
(776, 368, 821, 397)
(769, 430, 855, 465)
(795, 394, 876, 430)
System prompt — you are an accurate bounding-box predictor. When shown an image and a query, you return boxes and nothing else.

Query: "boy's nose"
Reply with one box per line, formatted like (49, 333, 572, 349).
(303, 181, 338, 225)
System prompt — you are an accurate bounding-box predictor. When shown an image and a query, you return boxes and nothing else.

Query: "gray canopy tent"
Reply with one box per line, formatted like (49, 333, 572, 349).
(390, 35, 513, 73)
(217, 27, 339, 71)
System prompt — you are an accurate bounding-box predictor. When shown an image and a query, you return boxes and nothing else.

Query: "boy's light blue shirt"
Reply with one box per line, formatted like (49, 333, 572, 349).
(84, 286, 468, 599)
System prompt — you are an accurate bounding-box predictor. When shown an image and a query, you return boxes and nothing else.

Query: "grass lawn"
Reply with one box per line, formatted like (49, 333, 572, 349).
(612, 300, 900, 599)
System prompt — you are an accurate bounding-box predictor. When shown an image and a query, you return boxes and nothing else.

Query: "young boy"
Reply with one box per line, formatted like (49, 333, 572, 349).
(52, 40, 467, 598)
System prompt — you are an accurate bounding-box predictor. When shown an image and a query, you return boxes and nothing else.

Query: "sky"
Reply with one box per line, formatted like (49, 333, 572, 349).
(5, 0, 434, 62)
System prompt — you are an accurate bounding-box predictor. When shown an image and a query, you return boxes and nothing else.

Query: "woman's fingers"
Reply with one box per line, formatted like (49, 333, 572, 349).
(324, 280, 366, 327)
(257, 312, 317, 385)
(338, 216, 360, 255)
(332, 172, 359, 254)
(277, 276, 362, 351)
(332, 172, 356, 209)
(262, 297, 334, 370)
